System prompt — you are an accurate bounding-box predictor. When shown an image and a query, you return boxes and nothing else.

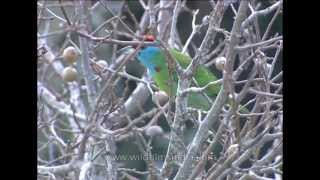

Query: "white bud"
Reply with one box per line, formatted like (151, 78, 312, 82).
(97, 60, 108, 68)
(226, 144, 239, 156)
(59, 23, 64, 28)
(215, 56, 226, 71)
(145, 125, 164, 137)
(202, 15, 209, 24)
(153, 91, 169, 106)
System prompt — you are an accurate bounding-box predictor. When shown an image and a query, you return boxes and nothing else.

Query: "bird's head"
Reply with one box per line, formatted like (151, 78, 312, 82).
(135, 34, 162, 75)
(117, 34, 161, 76)
(137, 46, 161, 76)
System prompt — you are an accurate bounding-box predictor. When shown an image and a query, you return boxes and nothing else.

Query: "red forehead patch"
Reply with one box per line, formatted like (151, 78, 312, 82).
(143, 35, 156, 41)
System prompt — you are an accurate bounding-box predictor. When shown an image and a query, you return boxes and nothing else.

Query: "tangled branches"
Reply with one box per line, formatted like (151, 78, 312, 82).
(37, 0, 282, 179)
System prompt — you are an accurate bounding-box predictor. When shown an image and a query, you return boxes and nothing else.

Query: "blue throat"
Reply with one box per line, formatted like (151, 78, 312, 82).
(137, 46, 161, 76)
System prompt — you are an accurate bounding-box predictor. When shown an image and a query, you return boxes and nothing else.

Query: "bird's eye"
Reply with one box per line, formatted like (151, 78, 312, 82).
(155, 66, 161, 72)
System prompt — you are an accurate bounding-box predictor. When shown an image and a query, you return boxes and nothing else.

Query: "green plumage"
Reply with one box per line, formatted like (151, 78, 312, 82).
(137, 46, 221, 110)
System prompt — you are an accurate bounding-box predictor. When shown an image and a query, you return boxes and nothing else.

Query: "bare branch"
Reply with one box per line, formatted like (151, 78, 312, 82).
(242, 1, 283, 29)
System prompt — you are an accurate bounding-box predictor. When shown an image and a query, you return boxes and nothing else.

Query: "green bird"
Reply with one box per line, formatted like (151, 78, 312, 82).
(137, 46, 220, 111)
(136, 45, 230, 157)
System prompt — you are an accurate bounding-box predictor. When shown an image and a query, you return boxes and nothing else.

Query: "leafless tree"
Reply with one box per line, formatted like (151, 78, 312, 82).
(37, 0, 282, 179)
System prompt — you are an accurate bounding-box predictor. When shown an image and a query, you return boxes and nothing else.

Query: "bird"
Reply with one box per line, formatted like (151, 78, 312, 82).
(136, 42, 226, 157)
(136, 44, 222, 111)
(135, 35, 244, 159)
